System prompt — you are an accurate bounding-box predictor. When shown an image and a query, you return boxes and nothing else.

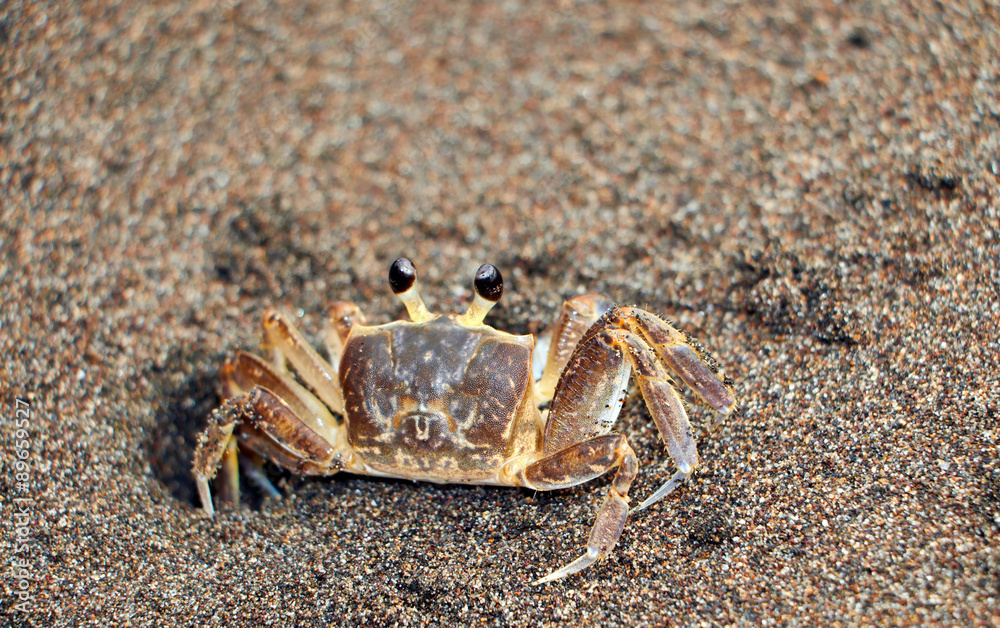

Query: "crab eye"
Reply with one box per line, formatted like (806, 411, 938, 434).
(389, 258, 417, 294)
(473, 264, 503, 302)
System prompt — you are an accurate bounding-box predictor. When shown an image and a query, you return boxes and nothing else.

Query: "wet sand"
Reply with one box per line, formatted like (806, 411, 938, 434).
(1, 0, 997, 625)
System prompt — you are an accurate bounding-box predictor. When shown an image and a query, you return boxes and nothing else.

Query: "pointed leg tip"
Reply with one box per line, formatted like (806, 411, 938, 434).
(632, 467, 693, 513)
(534, 548, 600, 585)
(532, 573, 560, 586)
(628, 503, 649, 517)
(629, 496, 657, 515)
(701, 406, 735, 436)
(196, 476, 216, 518)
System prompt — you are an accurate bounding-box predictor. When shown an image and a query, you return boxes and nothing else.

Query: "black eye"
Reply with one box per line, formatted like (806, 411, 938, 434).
(474, 264, 503, 302)
(389, 258, 416, 294)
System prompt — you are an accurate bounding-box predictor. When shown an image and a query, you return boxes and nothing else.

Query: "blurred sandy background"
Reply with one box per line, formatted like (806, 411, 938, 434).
(1, 0, 998, 625)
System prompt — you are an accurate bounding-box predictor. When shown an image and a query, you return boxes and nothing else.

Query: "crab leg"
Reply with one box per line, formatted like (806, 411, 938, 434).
(568, 319, 729, 509)
(524, 329, 639, 583)
(586, 307, 737, 417)
(560, 318, 735, 512)
(221, 351, 341, 444)
(542, 329, 633, 453)
(193, 386, 349, 516)
(324, 300, 366, 367)
(262, 310, 345, 415)
(192, 351, 353, 516)
(235, 418, 339, 476)
(534, 294, 615, 403)
(612, 329, 702, 513)
(574, 308, 737, 513)
(521, 434, 638, 583)
(216, 426, 241, 504)
(532, 324, 724, 582)
(193, 397, 242, 516)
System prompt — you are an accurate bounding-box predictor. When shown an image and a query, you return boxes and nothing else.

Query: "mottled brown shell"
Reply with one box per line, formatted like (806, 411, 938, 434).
(339, 315, 538, 482)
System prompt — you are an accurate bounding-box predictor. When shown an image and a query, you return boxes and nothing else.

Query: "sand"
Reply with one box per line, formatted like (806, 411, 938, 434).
(1, 0, 997, 625)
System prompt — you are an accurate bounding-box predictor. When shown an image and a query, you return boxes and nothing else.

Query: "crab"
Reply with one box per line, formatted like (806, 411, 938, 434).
(193, 258, 737, 583)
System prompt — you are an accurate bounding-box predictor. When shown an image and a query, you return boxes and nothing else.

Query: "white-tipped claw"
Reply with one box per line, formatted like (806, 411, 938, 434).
(534, 547, 600, 585)
(630, 467, 691, 515)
